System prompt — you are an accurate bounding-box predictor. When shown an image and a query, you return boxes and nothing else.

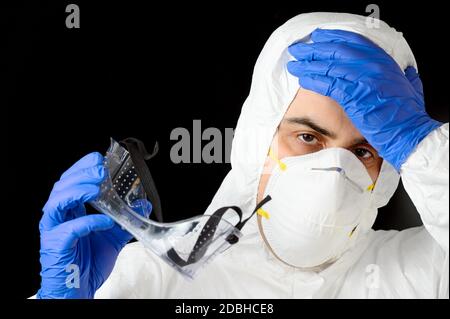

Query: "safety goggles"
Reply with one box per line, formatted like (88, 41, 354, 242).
(90, 138, 271, 279)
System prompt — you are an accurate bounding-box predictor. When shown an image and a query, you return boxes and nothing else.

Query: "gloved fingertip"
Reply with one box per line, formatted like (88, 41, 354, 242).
(298, 74, 331, 97)
(297, 73, 314, 88)
(286, 60, 296, 73)
(61, 152, 105, 180)
(72, 162, 106, 183)
(404, 65, 418, 76)
(97, 215, 116, 229)
(78, 152, 104, 166)
(90, 152, 105, 163)
(91, 188, 102, 202)
(310, 27, 330, 42)
(288, 42, 310, 59)
(95, 164, 107, 181)
(144, 201, 153, 218)
(287, 44, 295, 56)
(287, 42, 301, 52)
(131, 199, 153, 218)
(287, 60, 306, 75)
(77, 184, 102, 203)
(85, 214, 116, 232)
(311, 27, 324, 35)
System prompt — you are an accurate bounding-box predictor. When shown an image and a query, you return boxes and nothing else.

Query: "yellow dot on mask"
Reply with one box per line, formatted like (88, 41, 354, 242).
(268, 148, 287, 171)
(257, 208, 270, 220)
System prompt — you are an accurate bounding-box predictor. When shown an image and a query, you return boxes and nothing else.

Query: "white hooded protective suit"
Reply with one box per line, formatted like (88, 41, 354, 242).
(95, 12, 449, 298)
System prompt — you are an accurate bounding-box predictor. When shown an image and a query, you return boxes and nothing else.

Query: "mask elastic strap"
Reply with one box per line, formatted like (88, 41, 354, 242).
(120, 137, 164, 223)
(268, 148, 287, 171)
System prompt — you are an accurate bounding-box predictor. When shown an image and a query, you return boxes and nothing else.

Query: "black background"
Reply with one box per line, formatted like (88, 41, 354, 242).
(7, 1, 449, 299)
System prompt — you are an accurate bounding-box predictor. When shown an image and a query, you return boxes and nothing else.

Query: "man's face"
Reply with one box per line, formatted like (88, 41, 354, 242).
(257, 88, 383, 203)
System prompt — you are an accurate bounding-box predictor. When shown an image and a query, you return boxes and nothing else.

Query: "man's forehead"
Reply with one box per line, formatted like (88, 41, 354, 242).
(285, 89, 347, 121)
(282, 90, 366, 141)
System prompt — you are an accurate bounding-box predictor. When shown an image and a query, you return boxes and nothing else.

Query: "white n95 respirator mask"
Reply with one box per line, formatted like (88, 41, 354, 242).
(258, 148, 376, 270)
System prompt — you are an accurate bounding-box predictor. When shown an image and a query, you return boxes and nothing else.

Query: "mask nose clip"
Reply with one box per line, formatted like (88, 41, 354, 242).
(311, 167, 364, 193)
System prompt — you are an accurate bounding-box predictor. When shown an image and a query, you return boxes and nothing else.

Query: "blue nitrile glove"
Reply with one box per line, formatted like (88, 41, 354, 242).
(287, 29, 442, 171)
(37, 152, 152, 299)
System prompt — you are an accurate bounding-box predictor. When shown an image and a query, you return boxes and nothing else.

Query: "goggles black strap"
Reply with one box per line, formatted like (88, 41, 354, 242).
(167, 195, 272, 268)
(120, 137, 164, 223)
(167, 205, 243, 267)
(235, 195, 272, 230)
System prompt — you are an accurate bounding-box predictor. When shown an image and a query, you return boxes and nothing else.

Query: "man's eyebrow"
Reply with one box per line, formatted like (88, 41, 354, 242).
(284, 116, 337, 138)
(351, 137, 369, 146)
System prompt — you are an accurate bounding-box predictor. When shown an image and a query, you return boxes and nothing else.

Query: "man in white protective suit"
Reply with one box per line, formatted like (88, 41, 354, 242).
(35, 12, 449, 299)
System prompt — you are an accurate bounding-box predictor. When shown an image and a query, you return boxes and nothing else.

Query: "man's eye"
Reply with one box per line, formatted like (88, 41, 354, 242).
(354, 148, 373, 159)
(297, 133, 318, 145)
